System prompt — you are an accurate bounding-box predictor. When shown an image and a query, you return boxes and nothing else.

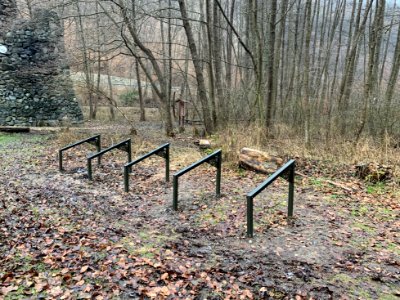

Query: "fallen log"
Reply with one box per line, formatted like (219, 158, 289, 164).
(239, 148, 283, 174)
(194, 139, 211, 149)
(325, 180, 354, 192)
(198, 139, 211, 149)
(0, 126, 30, 133)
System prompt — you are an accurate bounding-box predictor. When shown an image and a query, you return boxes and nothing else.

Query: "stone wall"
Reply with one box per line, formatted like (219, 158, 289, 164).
(0, 0, 17, 29)
(0, 1, 83, 126)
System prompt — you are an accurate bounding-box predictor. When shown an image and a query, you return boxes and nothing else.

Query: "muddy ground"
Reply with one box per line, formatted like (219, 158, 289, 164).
(0, 123, 399, 299)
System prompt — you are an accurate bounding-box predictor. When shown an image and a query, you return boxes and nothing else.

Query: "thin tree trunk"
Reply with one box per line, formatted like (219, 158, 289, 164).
(99, 0, 174, 135)
(383, 17, 400, 135)
(303, 0, 312, 147)
(226, 0, 235, 96)
(212, 1, 225, 125)
(204, 0, 217, 127)
(178, 0, 214, 134)
(274, 0, 288, 120)
(337, 0, 373, 135)
(265, 0, 277, 133)
(135, 60, 145, 121)
(105, 61, 115, 121)
(74, 1, 94, 120)
(355, 0, 385, 142)
(250, 0, 263, 121)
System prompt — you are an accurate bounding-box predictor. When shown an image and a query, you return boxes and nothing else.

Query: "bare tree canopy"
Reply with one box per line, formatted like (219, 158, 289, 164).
(9, 0, 400, 141)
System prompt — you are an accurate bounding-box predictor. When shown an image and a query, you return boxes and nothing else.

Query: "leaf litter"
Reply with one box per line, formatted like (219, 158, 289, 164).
(0, 130, 399, 299)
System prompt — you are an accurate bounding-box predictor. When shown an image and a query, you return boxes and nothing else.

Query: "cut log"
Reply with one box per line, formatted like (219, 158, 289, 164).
(194, 139, 211, 149)
(239, 148, 283, 174)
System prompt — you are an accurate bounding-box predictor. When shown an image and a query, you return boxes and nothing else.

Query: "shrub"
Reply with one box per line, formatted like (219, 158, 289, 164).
(120, 90, 139, 106)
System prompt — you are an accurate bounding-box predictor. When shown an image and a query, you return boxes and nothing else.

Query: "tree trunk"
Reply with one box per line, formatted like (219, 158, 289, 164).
(178, 0, 214, 134)
(382, 16, 400, 135)
(355, 0, 385, 142)
(135, 60, 146, 121)
(265, 0, 277, 133)
(74, 1, 94, 120)
(99, 0, 174, 135)
(204, 0, 217, 127)
(225, 0, 235, 101)
(105, 61, 115, 121)
(337, 0, 373, 136)
(212, 1, 225, 125)
(303, 0, 312, 147)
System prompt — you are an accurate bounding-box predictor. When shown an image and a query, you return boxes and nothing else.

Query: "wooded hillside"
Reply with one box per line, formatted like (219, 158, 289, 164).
(14, 0, 400, 142)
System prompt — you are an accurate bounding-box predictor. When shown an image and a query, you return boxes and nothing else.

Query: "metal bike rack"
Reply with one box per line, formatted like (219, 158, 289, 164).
(123, 143, 170, 192)
(87, 139, 132, 180)
(246, 159, 295, 238)
(58, 135, 101, 171)
(172, 150, 222, 211)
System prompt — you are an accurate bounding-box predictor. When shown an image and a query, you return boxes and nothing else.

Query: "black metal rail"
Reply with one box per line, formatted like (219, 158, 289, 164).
(58, 135, 101, 171)
(172, 150, 222, 211)
(246, 159, 295, 238)
(123, 143, 170, 192)
(87, 139, 131, 180)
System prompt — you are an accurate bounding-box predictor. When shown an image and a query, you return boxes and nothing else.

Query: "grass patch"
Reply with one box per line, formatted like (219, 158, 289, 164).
(328, 273, 354, 284)
(119, 228, 179, 260)
(387, 242, 400, 255)
(351, 205, 369, 217)
(352, 222, 376, 234)
(0, 133, 21, 144)
(329, 194, 346, 200)
(120, 237, 157, 259)
(366, 182, 387, 195)
(309, 177, 325, 187)
(328, 274, 398, 299)
(80, 106, 160, 122)
(378, 291, 400, 300)
(376, 207, 397, 221)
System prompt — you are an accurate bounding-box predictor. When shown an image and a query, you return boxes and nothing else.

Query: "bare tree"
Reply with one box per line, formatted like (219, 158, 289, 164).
(178, 0, 214, 134)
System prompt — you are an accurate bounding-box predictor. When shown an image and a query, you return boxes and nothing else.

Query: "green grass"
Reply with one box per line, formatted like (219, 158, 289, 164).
(376, 207, 397, 221)
(310, 178, 323, 187)
(378, 292, 400, 300)
(387, 242, 400, 255)
(366, 182, 387, 195)
(327, 274, 400, 299)
(328, 273, 354, 284)
(351, 205, 369, 217)
(0, 133, 21, 144)
(120, 237, 157, 259)
(352, 221, 376, 234)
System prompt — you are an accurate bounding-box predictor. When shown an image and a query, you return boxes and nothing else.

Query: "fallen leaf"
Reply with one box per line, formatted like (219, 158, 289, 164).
(49, 286, 63, 297)
(1, 285, 18, 296)
(76, 280, 85, 286)
(80, 265, 89, 273)
(160, 286, 170, 296)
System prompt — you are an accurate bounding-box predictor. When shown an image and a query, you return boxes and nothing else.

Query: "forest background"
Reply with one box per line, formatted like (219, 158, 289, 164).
(12, 0, 400, 152)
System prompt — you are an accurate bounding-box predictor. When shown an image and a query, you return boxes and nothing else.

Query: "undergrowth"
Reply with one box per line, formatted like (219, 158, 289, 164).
(213, 123, 400, 181)
(55, 118, 399, 183)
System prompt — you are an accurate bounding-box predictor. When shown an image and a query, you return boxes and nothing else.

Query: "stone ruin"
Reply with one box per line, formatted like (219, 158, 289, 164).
(0, 0, 83, 126)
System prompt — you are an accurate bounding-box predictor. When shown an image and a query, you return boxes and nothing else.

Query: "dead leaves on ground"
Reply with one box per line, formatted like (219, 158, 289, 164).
(1, 134, 399, 299)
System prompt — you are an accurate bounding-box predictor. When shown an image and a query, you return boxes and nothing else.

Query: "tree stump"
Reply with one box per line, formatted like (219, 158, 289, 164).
(355, 163, 392, 182)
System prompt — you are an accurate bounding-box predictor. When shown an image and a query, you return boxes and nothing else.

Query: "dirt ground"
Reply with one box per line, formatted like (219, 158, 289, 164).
(0, 123, 399, 299)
